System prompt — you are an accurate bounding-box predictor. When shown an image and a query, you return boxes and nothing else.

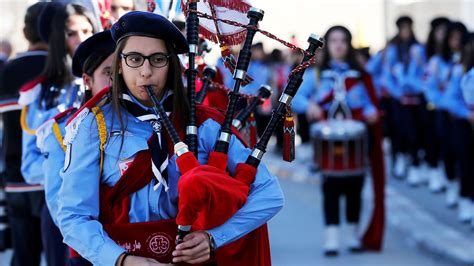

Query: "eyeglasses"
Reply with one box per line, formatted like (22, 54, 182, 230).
(120, 52, 170, 68)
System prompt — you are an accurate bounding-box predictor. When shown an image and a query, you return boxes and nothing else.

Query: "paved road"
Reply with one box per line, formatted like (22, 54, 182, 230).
(264, 143, 463, 266)
(268, 177, 457, 266)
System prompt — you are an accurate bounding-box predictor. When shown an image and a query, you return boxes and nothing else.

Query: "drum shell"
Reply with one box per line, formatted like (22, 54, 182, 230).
(310, 120, 368, 177)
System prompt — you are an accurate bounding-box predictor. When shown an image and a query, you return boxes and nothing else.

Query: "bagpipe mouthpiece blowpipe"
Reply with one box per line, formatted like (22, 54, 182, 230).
(232, 84, 272, 130)
(245, 34, 325, 168)
(144, 86, 193, 243)
(195, 66, 217, 104)
(214, 7, 265, 154)
(185, 0, 200, 157)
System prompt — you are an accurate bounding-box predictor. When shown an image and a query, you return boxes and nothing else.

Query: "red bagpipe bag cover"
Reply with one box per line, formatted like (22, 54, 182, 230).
(175, 105, 271, 266)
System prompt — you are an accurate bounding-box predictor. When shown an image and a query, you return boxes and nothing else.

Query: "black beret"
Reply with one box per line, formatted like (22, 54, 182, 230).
(111, 11, 188, 54)
(37, 2, 65, 43)
(396, 16, 413, 28)
(448, 21, 468, 34)
(468, 32, 474, 42)
(72, 30, 116, 77)
(252, 42, 264, 50)
(430, 17, 450, 29)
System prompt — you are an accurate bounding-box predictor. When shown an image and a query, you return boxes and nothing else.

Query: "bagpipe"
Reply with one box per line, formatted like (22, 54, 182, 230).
(145, 0, 324, 264)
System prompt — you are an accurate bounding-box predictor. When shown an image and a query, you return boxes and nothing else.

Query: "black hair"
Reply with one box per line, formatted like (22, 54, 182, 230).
(268, 49, 283, 63)
(425, 17, 450, 60)
(320, 25, 364, 72)
(23, 2, 47, 44)
(41, 4, 96, 109)
(396, 15, 413, 28)
(388, 17, 418, 67)
(462, 32, 474, 71)
(441, 21, 468, 62)
(83, 51, 112, 76)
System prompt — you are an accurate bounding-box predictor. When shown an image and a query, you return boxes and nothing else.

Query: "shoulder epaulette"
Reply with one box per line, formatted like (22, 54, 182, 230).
(63, 87, 110, 146)
(66, 86, 110, 126)
(54, 107, 77, 123)
(18, 76, 45, 106)
(35, 108, 77, 153)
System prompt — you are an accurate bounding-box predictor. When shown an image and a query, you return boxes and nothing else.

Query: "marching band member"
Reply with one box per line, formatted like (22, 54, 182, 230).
(425, 21, 468, 207)
(382, 16, 423, 182)
(56, 11, 283, 266)
(19, 3, 98, 265)
(110, 0, 136, 22)
(420, 17, 451, 192)
(0, 3, 49, 264)
(37, 30, 115, 227)
(297, 25, 379, 255)
(36, 30, 115, 266)
(442, 32, 474, 224)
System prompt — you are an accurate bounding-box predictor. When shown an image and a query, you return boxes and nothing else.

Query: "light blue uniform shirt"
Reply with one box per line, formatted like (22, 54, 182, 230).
(405, 44, 426, 95)
(37, 116, 70, 225)
(240, 60, 270, 95)
(365, 51, 384, 98)
(291, 67, 319, 114)
(381, 43, 424, 99)
(57, 100, 284, 266)
(21, 83, 79, 185)
(443, 66, 474, 119)
(424, 55, 453, 110)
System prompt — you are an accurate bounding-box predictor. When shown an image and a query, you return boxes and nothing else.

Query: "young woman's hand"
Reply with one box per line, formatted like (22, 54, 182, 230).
(365, 113, 379, 125)
(306, 102, 324, 122)
(172, 231, 211, 264)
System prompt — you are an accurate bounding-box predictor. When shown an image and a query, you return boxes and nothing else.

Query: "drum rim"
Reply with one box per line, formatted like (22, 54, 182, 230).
(310, 119, 367, 139)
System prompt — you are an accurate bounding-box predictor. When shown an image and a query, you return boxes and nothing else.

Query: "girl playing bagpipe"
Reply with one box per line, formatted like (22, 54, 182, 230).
(56, 11, 284, 266)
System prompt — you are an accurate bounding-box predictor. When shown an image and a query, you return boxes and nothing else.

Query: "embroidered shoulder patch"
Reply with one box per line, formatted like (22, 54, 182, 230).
(18, 82, 42, 106)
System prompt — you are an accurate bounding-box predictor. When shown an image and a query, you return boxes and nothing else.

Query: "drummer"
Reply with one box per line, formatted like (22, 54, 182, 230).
(294, 25, 378, 256)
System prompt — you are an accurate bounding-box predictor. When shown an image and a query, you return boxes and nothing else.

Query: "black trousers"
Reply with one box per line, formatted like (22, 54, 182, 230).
(381, 98, 406, 157)
(436, 111, 457, 181)
(322, 175, 364, 225)
(6, 191, 43, 266)
(399, 103, 425, 166)
(41, 204, 68, 266)
(452, 118, 474, 200)
(297, 113, 311, 144)
(423, 109, 440, 167)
